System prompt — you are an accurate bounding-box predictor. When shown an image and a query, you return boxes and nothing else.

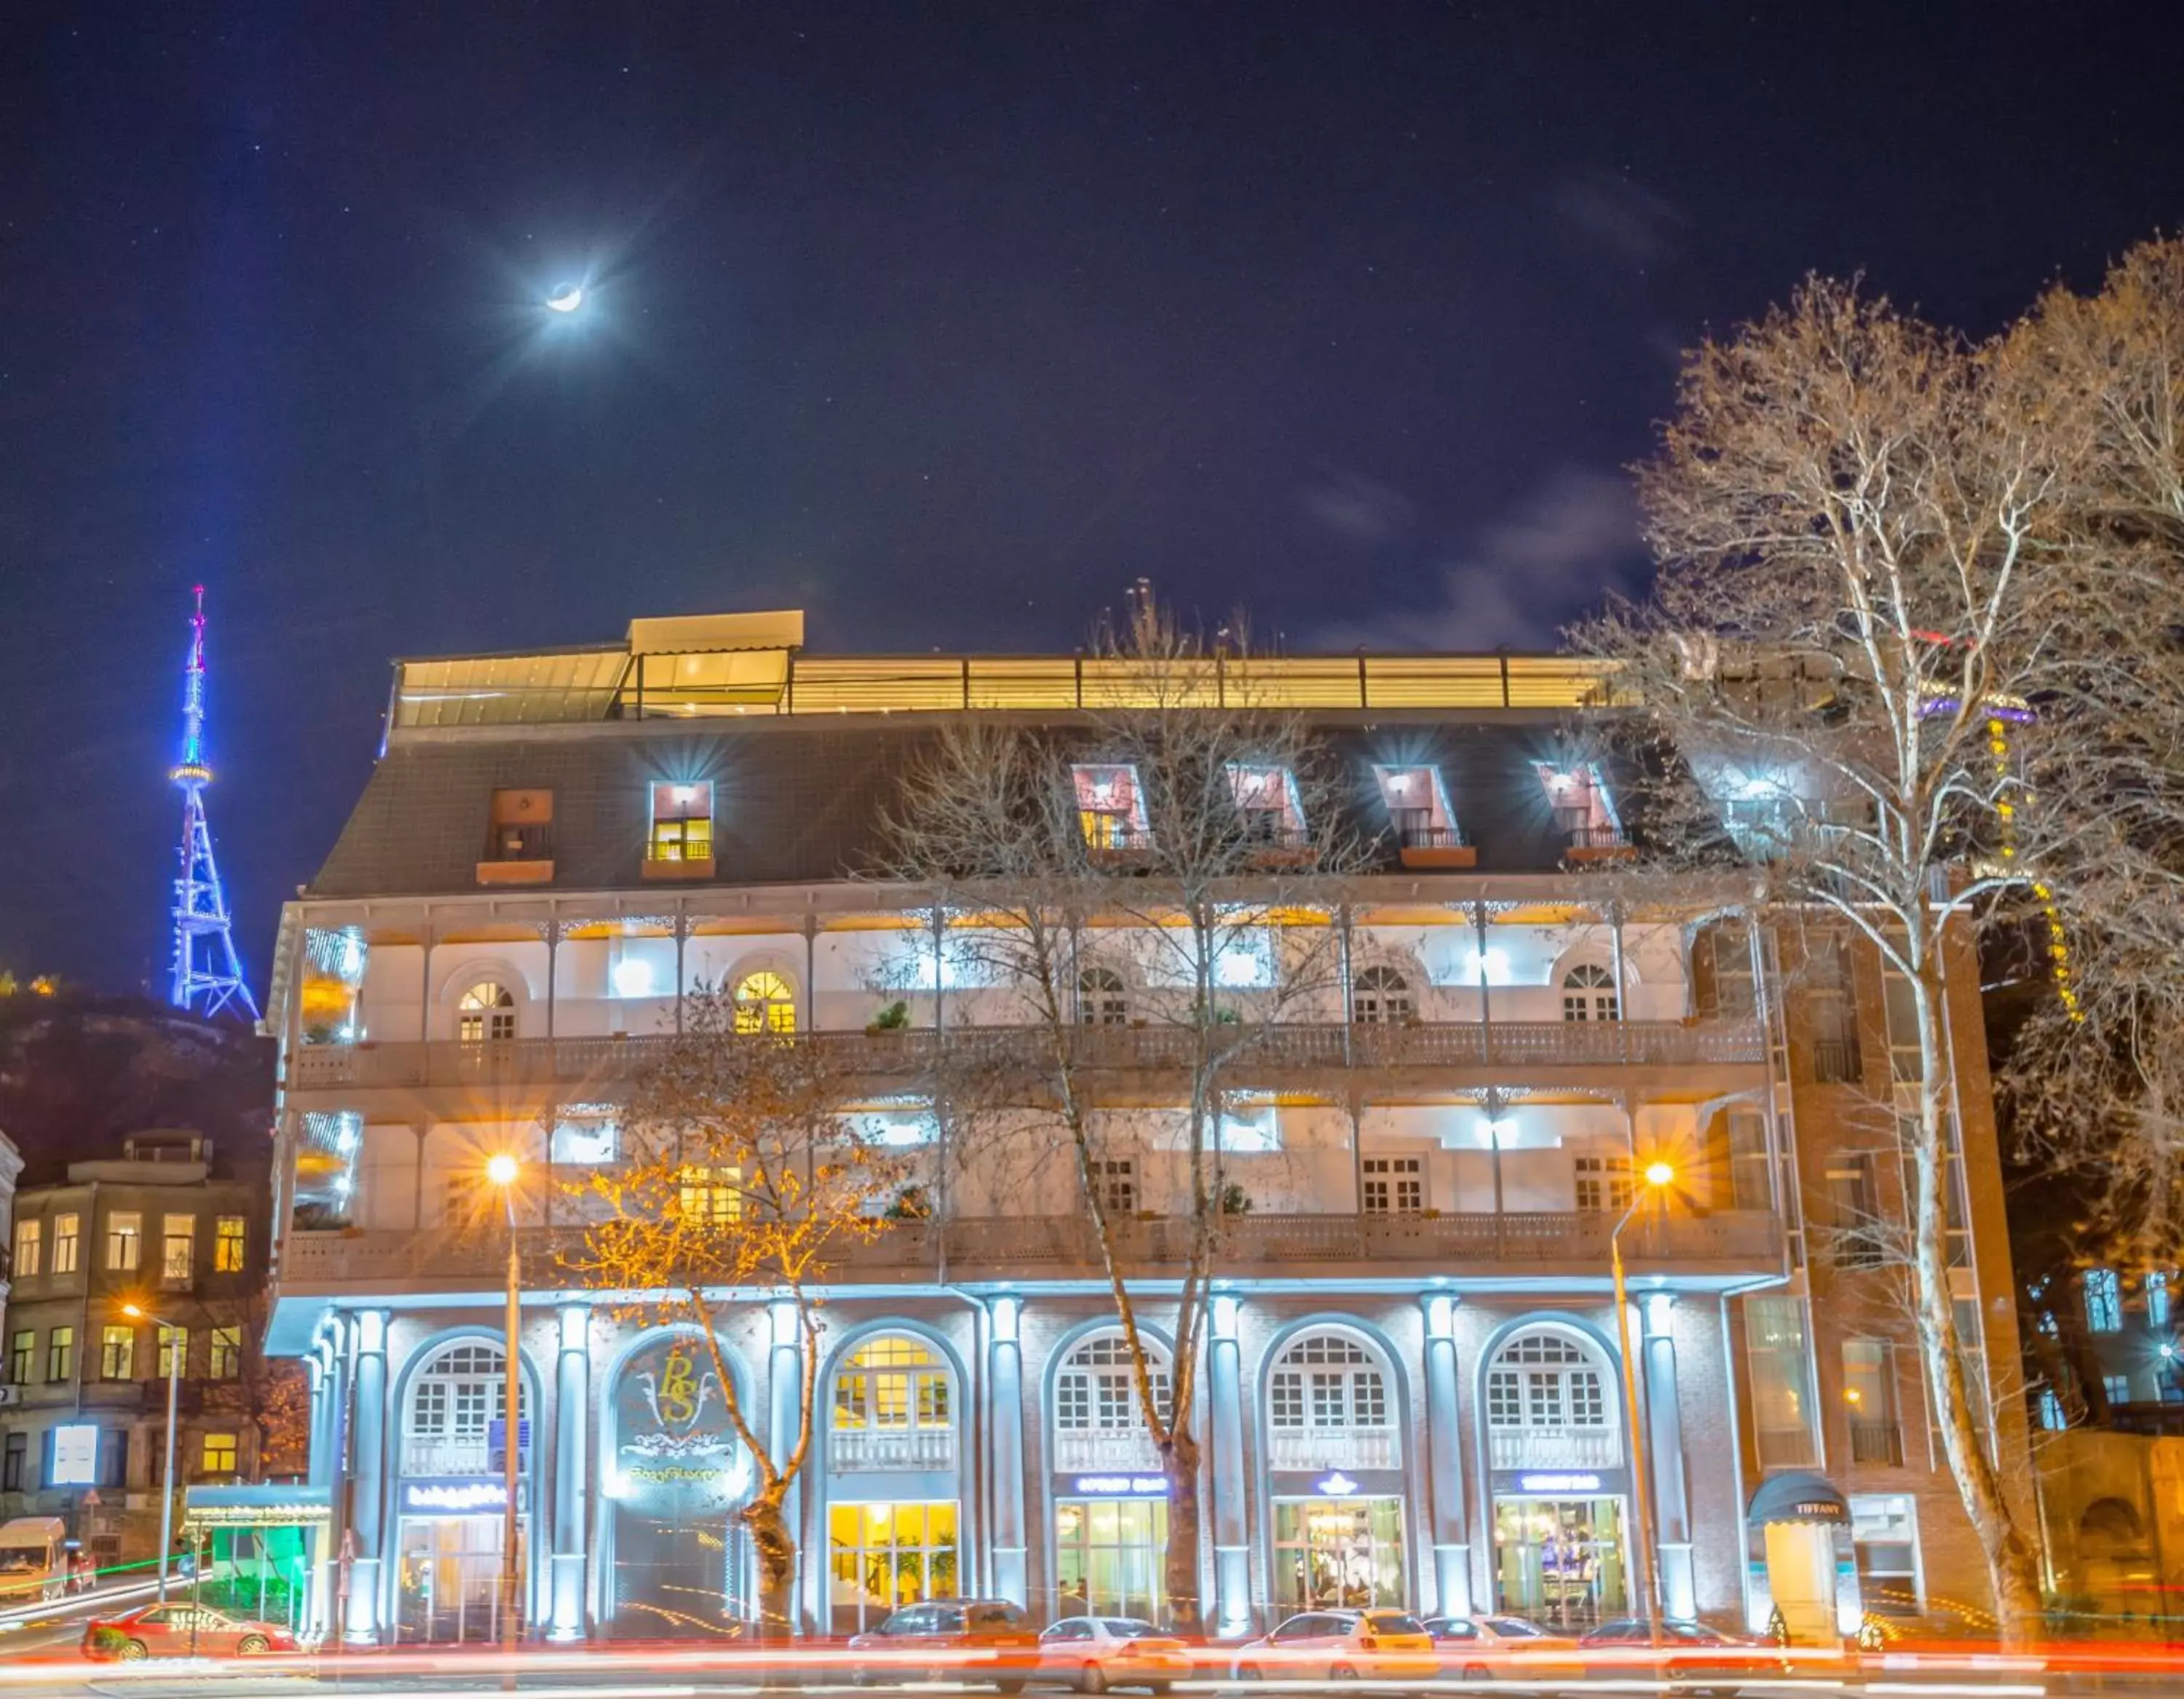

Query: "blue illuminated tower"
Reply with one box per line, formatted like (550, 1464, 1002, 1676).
(169, 586, 258, 1020)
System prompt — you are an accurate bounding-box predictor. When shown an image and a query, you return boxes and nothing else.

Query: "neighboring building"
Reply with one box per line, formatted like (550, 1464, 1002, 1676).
(262, 609, 2030, 1646)
(0, 1130, 282, 1568)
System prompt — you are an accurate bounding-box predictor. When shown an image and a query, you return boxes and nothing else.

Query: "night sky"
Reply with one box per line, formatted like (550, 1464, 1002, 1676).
(4, 2, 2181, 996)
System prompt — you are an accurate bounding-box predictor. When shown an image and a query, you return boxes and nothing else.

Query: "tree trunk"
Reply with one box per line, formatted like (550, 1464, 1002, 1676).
(740, 1492, 799, 1641)
(1163, 1428, 1205, 1636)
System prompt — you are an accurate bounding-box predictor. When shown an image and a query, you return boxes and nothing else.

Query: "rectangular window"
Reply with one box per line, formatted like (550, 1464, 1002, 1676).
(0, 1434, 23, 1494)
(52, 1213, 79, 1275)
(1744, 1296, 1819, 1467)
(7, 1332, 30, 1385)
(100, 1325, 135, 1381)
(213, 1216, 247, 1274)
(1880, 966, 1926, 1084)
(12, 1219, 39, 1280)
(105, 1211, 141, 1272)
(1097, 1160, 1136, 1218)
(2037, 1388, 2067, 1431)
(2105, 1373, 2133, 1408)
(1851, 1494, 1921, 1617)
(1725, 1109, 1773, 1211)
(2149, 1272, 2172, 1329)
(2086, 1269, 2124, 1333)
(676, 1165, 741, 1225)
(1224, 764, 1305, 843)
(1362, 1156, 1423, 1213)
(1843, 1339, 1900, 1465)
(98, 1430, 127, 1491)
(210, 1326, 242, 1380)
(484, 787, 553, 863)
(162, 1215, 195, 1283)
(1573, 1153, 1632, 1214)
(647, 780, 714, 863)
(46, 1327, 73, 1384)
(1073, 764, 1149, 850)
(199, 1433, 238, 1477)
(157, 1327, 187, 1381)
(1825, 1155, 1884, 1268)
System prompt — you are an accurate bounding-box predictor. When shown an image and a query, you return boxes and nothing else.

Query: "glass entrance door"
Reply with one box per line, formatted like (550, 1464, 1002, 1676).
(1271, 1497, 1407, 1611)
(395, 1514, 523, 1644)
(1493, 1497, 1628, 1630)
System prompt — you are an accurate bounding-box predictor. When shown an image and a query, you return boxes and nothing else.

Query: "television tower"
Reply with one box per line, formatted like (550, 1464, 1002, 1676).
(169, 586, 258, 1020)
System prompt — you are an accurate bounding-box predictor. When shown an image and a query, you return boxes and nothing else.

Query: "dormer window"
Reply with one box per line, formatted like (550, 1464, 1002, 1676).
(1535, 761, 1629, 859)
(478, 788, 554, 886)
(644, 781, 716, 880)
(1374, 765, 1472, 868)
(1073, 764, 1148, 853)
(1226, 764, 1306, 853)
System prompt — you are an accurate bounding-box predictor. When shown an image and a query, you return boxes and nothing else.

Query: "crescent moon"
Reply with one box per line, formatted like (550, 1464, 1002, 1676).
(546, 284, 584, 314)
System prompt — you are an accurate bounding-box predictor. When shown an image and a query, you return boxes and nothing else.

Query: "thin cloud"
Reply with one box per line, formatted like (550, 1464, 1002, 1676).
(1554, 170, 1688, 266)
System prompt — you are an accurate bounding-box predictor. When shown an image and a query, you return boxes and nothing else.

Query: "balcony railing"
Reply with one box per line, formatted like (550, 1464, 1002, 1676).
(1051, 1429, 1163, 1475)
(1397, 825, 1466, 851)
(1487, 1426, 1622, 1472)
(288, 1017, 1765, 1091)
(828, 1425, 956, 1473)
(282, 1208, 1784, 1288)
(401, 1437, 529, 1477)
(1266, 1426, 1398, 1473)
(1811, 1035, 1864, 1085)
(1849, 1421, 1902, 1465)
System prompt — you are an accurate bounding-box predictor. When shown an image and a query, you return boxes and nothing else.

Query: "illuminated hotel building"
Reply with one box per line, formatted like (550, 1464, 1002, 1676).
(263, 610, 2029, 1644)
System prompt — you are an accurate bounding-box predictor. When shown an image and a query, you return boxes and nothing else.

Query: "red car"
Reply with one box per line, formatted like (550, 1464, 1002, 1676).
(83, 1602, 299, 1661)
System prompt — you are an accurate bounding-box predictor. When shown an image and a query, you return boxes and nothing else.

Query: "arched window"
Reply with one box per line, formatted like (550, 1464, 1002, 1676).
(1561, 963, 1619, 1023)
(1054, 1332, 1171, 1472)
(1079, 967, 1128, 1027)
(1352, 965, 1412, 1025)
(457, 981, 515, 1044)
(1267, 1330, 1395, 1470)
(831, 1334, 954, 1470)
(1484, 1328, 1619, 1470)
(404, 1341, 527, 1476)
(732, 970, 796, 1034)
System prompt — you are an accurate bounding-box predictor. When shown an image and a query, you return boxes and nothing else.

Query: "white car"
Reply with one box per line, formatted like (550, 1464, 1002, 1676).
(1233, 1609, 1440, 1683)
(1032, 1615, 1192, 1693)
(1423, 1614, 1583, 1684)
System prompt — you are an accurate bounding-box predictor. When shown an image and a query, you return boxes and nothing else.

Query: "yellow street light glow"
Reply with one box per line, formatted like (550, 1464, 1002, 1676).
(1642, 1160, 1676, 1189)
(120, 1303, 146, 1320)
(485, 1153, 521, 1187)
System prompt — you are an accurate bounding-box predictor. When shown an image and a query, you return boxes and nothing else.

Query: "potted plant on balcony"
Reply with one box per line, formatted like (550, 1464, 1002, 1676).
(865, 1000, 911, 1037)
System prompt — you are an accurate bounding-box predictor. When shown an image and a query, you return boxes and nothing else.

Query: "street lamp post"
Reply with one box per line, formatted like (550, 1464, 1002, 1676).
(1609, 1161, 1676, 1651)
(485, 1155, 523, 1652)
(120, 1303, 182, 1604)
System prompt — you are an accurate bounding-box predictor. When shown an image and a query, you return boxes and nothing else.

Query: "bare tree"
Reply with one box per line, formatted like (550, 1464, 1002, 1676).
(1571, 280, 2075, 1634)
(563, 985, 903, 1636)
(881, 595, 1366, 1633)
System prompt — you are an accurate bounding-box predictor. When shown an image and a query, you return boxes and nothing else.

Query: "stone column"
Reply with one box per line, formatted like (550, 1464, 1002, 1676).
(1421, 1294, 1471, 1615)
(346, 1309, 390, 1644)
(1642, 1294, 1696, 1622)
(767, 1303, 802, 1628)
(1208, 1296, 1250, 1636)
(549, 1305, 590, 1640)
(989, 1297, 1027, 1607)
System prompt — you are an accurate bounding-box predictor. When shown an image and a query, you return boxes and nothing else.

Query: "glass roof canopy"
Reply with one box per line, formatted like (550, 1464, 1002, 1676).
(390, 633, 1625, 731)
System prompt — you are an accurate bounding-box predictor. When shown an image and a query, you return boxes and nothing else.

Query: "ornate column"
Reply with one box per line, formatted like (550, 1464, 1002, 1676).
(346, 1309, 391, 1644)
(768, 1302, 802, 1625)
(989, 1296, 1027, 1607)
(1208, 1296, 1250, 1636)
(550, 1304, 589, 1640)
(1420, 1294, 1471, 1615)
(1642, 1294, 1696, 1621)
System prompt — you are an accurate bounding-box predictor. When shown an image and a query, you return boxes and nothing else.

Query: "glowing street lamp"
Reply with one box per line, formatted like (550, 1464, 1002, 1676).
(121, 1302, 183, 1603)
(1611, 1161, 1677, 1648)
(485, 1155, 522, 1648)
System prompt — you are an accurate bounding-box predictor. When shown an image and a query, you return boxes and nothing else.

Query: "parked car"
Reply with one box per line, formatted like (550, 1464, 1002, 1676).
(1423, 1614, 1582, 1683)
(849, 1599, 1040, 1689)
(82, 1603, 300, 1661)
(1234, 1608, 1439, 1682)
(1032, 1615, 1192, 1693)
(1578, 1619, 1789, 1695)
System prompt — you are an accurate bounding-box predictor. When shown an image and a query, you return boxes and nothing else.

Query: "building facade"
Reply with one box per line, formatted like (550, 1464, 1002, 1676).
(0, 1132, 282, 1568)
(264, 611, 2030, 1645)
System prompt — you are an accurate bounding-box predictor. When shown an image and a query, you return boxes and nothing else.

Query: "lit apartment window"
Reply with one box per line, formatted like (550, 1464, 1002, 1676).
(46, 1327, 72, 1382)
(458, 981, 516, 1044)
(2149, 1271, 2172, 1328)
(649, 781, 715, 862)
(1225, 763, 1305, 845)
(157, 1326, 187, 1380)
(214, 1216, 246, 1274)
(1562, 963, 1620, 1022)
(7, 1332, 31, 1384)
(1745, 1296, 1820, 1468)
(162, 1216, 195, 1284)
(1078, 967, 1128, 1026)
(105, 1212, 141, 1273)
(100, 1325, 135, 1381)
(1573, 1153, 1632, 1213)
(2103, 1373, 2132, 1408)
(1535, 761, 1624, 850)
(732, 970, 796, 1034)
(12, 1219, 39, 1280)
(2086, 1268, 2124, 1333)
(1843, 1339, 1901, 1465)
(1362, 1156, 1423, 1213)
(677, 1165, 742, 1225)
(52, 1213, 78, 1275)
(832, 1336, 951, 1436)
(1352, 965, 1412, 1024)
(1372, 764, 1460, 848)
(2037, 1387, 2066, 1430)
(200, 1433, 239, 1477)
(210, 1326, 242, 1381)
(1072, 764, 1148, 851)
